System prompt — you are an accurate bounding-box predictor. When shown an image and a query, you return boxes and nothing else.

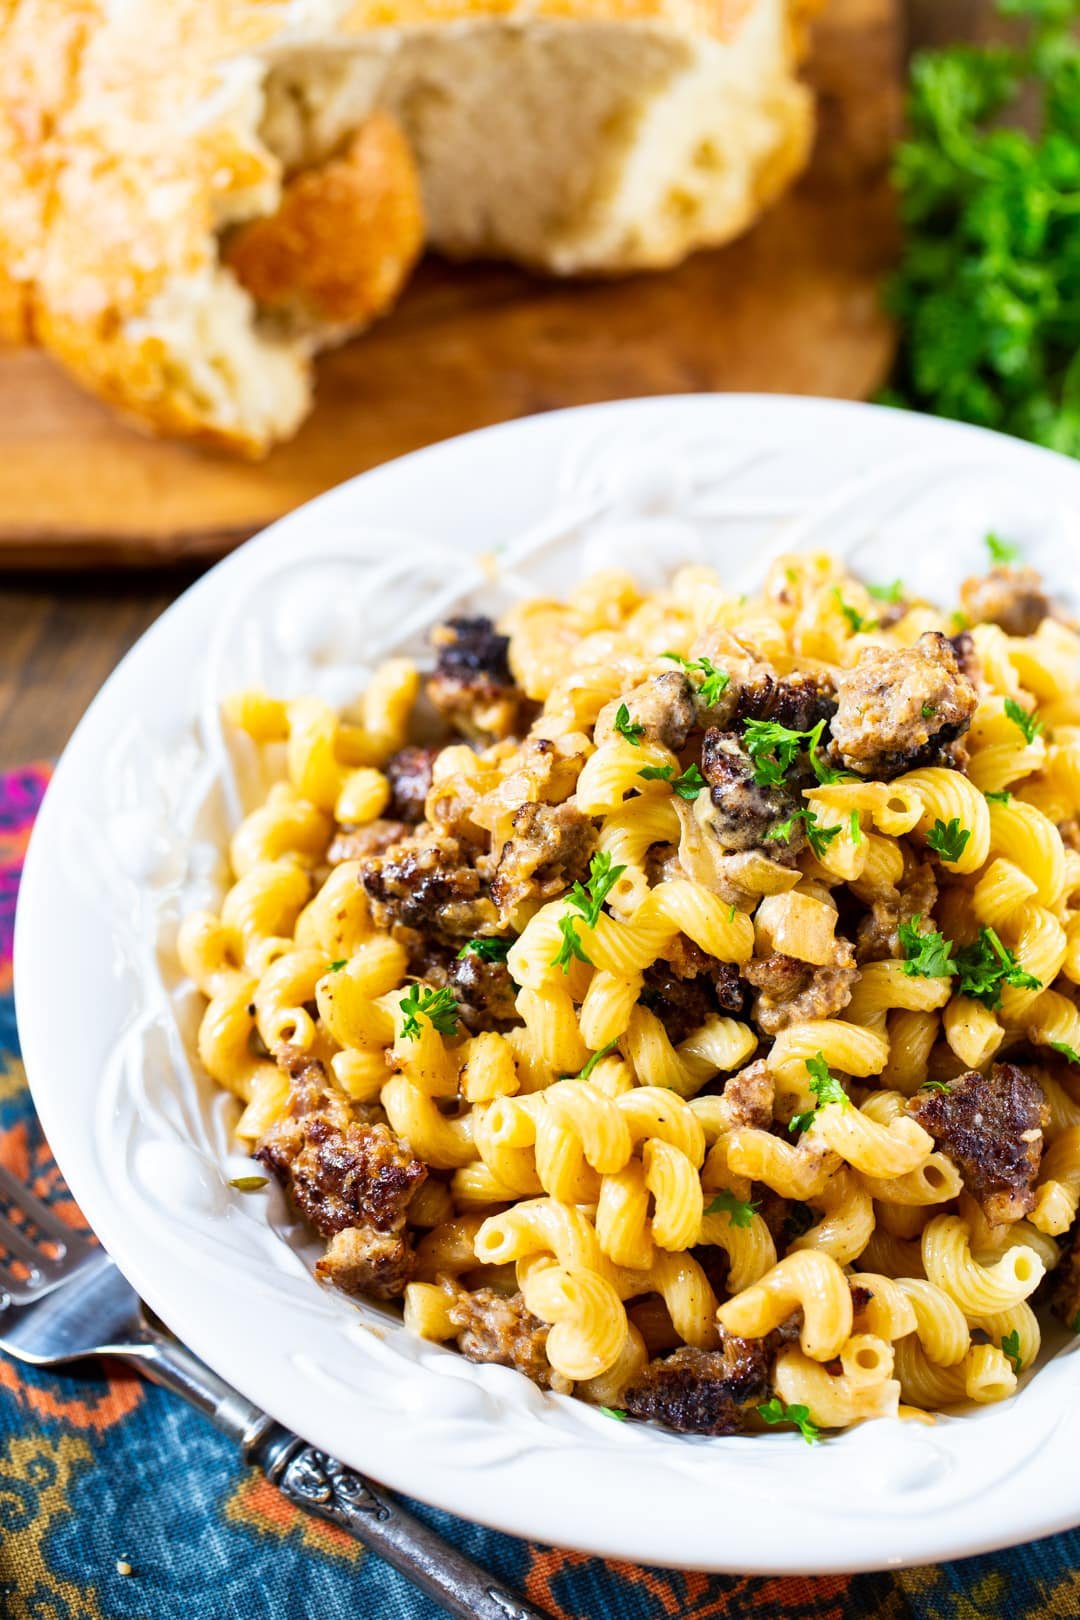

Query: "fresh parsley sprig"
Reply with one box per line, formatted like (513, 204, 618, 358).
(638, 762, 706, 801)
(550, 851, 627, 974)
(400, 983, 460, 1041)
(704, 1189, 760, 1229)
(789, 1053, 851, 1135)
(576, 1039, 620, 1083)
(765, 807, 842, 861)
(832, 587, 878, 635)
(954, 926, 1042, 1008)
(1001, 1329, 1023, 1376)
(867, 579, 906, 604)
(614, 703, 646, 746)
(661, 652, 731, 707)
(926, 817, 971, 864)
(899, 915, 957, 979)
(457, 937, 512, 963)
(1004, 696, 1043, 745)
(741, 717, 848, 789)
(986, 532, 1022, 565)
(757, 1396, 821, 1445)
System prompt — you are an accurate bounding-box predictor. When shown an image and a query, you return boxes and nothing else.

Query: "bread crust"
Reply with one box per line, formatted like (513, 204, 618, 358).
(224, 113, 423, 331)
(0, 0, 825, 453)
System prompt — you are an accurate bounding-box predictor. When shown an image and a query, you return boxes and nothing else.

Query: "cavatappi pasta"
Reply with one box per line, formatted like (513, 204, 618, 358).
(181, 547, 1080, 1441)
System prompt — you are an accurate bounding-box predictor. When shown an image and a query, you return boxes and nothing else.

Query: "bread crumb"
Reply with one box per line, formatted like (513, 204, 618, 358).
(115, 1559, 133, 1577)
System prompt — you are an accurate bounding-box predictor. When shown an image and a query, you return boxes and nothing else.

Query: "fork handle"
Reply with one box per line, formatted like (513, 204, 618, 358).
(256, 1428, 551, 1620)
(131, 1320, 552, 1620)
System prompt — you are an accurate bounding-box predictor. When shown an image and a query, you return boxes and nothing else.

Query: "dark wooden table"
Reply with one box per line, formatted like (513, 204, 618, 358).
(0, 2, 989, 773)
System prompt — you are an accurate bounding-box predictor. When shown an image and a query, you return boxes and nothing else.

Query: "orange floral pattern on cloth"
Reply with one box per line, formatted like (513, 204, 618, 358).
(0, 761, 1078, 1617)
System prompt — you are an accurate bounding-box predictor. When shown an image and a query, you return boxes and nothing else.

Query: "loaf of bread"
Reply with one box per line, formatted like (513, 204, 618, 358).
(0, 0, 823, 455)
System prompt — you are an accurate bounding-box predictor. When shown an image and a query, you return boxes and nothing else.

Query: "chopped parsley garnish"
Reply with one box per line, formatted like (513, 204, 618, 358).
(789, 1053, 851, 1134)
(553, 914, 591, 973)
(850, 810, 862, 845)
(671, 764, 706, 801)
(926, 817, 971, 864)
(329, 959, 348, 973)
(551, 851, 626, 973)
(832, 588, 878, 635)
(1004, 696, 1043, 745)
(661, 652, 731, 707)
(638, 762, 706, 800)
(1050, 1041, 1080, 1066)
(867, 579, 905, 604)
(806, 719, 851, 786)
(728, 904, 737, 923)
(950, 611, 970, 632)
(919, 1080, 952, 1095)
(458, 937, 512, 963)
(921, 702, 937, 719)
(614, 703, 646, 747)
(742, 719, 811, 788)
(599, 1406, 628, 1422)
(899, 915, 957, 980)
(704, 1189, 760, 1229)
(1001, 1329, 1023, 1376)
(228, 1175, 269, 1192)
(985, 790, 1012, 804)
(954, 926, 1041, 1009)
(986, 532, 1022, 566)
(766, 807, 841, 861)
(400, 983, 460, 1040)
(576, 1039, 620, 1083)
(757, 1396, 820, 1445)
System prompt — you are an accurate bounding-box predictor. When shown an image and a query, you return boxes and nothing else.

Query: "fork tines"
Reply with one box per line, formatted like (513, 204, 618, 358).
(0, 1162, 93, 1305)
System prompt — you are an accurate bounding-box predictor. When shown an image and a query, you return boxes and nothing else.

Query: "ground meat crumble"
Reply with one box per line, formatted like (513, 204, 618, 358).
(256, 1051, 426, 1298)
(830, 632, 978, 780)
(623, 1334, 773, 1435)
(427, 616, 526, 741)
(959, 566, 1051, 639)
(699, 729, 806, 855)
(907, 1062, 1048, 1225)
(744, 947, 858, 1035)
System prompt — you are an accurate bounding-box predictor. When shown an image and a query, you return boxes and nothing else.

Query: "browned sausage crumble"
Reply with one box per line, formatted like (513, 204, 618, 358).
(959, 566, 1051, 638)
(256, 1052, 426, 1298)
(623, 1335, 774, 1435)
(830, 632, 978, 779)
(907, 1062, 1048, 1225)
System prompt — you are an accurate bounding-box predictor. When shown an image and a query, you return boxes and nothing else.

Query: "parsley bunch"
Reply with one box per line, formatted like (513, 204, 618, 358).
(886, 0, 1080, 455)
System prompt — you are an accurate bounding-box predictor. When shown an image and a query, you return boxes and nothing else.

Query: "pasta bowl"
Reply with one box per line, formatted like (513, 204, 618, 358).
(15, 395, 1080, 1573)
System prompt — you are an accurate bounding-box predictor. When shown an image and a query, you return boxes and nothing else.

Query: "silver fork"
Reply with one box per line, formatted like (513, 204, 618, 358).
(0, 1162, 551, 1620)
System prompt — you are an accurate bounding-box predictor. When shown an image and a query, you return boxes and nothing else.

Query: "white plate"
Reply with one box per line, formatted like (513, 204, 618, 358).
(15, 396, 1080, 1574)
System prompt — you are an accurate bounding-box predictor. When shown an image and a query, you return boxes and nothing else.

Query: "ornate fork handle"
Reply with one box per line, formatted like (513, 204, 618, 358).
(129, 1315, 553, 1620)
(260, 1433, 548, 1620)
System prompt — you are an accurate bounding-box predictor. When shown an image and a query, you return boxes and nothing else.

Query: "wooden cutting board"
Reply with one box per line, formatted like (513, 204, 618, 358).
(0, 0, 903, 569)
